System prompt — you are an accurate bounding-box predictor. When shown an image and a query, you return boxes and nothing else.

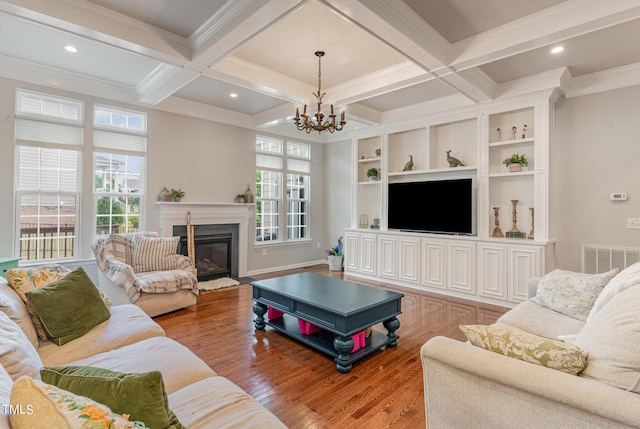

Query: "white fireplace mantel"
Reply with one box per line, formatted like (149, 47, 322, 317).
(156, 202, 253, 277)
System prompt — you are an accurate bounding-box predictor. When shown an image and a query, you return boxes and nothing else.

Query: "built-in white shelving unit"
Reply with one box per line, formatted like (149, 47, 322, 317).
(346, 91, 561, 307)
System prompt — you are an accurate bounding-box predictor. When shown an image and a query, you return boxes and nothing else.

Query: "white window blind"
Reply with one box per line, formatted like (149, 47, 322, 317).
(94, 129, 146, 155)
(15, 118, 83, 149)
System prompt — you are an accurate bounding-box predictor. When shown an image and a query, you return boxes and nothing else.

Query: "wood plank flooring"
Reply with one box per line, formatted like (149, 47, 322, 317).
(154, 265, 509, 429)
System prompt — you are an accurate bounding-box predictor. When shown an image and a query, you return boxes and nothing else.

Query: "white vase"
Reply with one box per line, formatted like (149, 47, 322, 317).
(328, 255, 343, 271)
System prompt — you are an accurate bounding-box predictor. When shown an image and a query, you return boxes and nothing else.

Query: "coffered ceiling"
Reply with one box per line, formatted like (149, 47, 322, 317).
(1, 0, 639, 142)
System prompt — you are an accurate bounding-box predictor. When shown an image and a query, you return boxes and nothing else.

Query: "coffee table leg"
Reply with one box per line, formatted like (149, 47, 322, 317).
(253, 302, 267, 330)
(383, 316, 401, 347)
(333, 335, 354, 373)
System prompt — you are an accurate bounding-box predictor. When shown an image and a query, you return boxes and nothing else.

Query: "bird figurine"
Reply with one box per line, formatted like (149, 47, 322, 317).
(402, 155, 414, 171)
(446, 150, 465, 167)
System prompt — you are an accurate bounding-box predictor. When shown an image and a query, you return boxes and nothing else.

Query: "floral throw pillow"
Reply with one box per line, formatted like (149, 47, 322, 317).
(530, 268, 619, 321)
(460, 324, 587, 375)
(10, 375, 148, 428)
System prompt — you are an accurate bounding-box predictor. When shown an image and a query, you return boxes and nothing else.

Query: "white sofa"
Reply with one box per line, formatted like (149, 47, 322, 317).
(0, 277, 286, 428)
(421, 264, 640, 429)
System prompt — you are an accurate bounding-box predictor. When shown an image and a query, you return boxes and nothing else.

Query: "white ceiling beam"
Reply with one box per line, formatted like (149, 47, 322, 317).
(0, 54, 140, 104)
(139, 0, 305, 106)
(324, 0, 497, 103)
(0, 0, 191, 64)
(323, 0, 449, 72)
(190, 0, 304, 66)
(451, 0, 640, 71)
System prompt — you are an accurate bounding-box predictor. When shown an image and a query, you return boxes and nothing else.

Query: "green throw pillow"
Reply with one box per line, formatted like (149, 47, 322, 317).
(41, 366, 184, 429)
(460, 324, 588, 375)
(24, 267, 110, 346)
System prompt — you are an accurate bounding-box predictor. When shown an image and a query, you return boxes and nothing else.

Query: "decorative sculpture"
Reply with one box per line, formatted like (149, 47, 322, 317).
(528, 207, 534, 239)
(496, 128, 502, 141)
(402, 155, 414, 171)
(446, 150, 465, 167)
(511, 126, 517, 140)
(506, 200, 526, 238)
(522, 124, 528, 139)
(492, 207, 504, 237)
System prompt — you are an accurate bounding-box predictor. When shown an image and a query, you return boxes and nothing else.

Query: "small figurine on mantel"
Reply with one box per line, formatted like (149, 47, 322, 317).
(446, 150, 465, 167)
(402, 155, 414, 171)
(522, 124, 528, 139)
(244, 184, 254, 203)
(511, 126, 517, 140)
(496, 128, 502, 141)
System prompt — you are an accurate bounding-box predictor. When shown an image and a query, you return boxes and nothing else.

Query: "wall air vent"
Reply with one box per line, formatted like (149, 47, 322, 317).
(581, 244, 640, 274)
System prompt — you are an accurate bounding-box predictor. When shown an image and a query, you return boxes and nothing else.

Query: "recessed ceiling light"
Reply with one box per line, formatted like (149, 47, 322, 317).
(229, 93, 238, 98)
(64, 45, 78, 53)
(550, 46, 564, 54)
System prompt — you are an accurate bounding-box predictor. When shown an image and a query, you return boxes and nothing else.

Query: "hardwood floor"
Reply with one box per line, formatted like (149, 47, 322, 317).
(154, 265, 509, 428)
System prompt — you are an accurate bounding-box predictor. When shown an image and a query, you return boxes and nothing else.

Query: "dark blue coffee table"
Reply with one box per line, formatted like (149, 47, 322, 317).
(251, 272, 403, 373)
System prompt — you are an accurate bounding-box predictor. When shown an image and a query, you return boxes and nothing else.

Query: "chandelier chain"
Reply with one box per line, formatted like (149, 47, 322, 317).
(293, 51, 346, 134)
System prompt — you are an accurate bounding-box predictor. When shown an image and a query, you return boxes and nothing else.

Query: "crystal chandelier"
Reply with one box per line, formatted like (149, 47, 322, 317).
(294, 51, 346, 134)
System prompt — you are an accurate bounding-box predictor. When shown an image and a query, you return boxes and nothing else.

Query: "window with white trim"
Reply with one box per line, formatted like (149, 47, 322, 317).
(93, 105, 146, 236)
(255, 137, 311, 243)
(14, 90, 83, 261)
(286, 142, 310, 240)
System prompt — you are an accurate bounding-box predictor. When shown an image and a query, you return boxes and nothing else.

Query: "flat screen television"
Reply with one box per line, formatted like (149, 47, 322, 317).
(388, 178, 474, 235)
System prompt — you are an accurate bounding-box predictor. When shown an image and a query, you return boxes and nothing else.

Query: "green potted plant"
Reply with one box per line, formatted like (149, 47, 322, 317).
(503, 154, 528, 172)
(366, 167, 379, 181)
(170, 188, 185, 202)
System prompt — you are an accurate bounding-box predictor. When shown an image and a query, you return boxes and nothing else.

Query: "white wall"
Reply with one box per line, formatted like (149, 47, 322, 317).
(0, 77, 328, 274)
(554, 85, 640, 270)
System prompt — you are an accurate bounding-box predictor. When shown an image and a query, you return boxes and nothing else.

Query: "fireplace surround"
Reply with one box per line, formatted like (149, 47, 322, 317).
(156, 202, 251, 279)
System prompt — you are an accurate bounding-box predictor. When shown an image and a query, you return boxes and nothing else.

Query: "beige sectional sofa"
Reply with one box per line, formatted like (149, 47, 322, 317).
(421, 264, 640, 429)
(0, 276, 286, 428)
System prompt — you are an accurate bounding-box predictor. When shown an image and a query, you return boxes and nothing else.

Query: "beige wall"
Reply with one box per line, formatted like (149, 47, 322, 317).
(324, 138, 352, 251)
(0, 77, 334, 274)
(4, 75, 640, 275)
(554, 85, 640, 270)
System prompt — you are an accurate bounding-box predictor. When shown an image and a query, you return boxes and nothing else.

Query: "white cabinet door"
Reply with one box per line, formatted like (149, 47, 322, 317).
(421, 239, 446, 289)
(448, 241, 476, 294)
(398, 237, 420, 284)
(360, 233, 377, 275)
(508, 246, 542, 302)
(344, 233, 360, 272)
(378, 236, 397, 280)
(477, 243, 507, 300)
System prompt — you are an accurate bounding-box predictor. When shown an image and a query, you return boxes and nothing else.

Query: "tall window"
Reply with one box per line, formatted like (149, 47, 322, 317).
(14, 90, 83, 261)
(255, 137, 311, 243)
(286, 142, 310, 240)
(93, 105, 146, 236)
(255, 136, 282, 242)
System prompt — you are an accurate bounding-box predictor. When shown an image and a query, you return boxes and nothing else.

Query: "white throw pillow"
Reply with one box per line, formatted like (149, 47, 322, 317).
(587, 262, 640, 321)
(575, 284, 640, 392)
(530, 268, 618, 321)
(0, 311, 43, 381)
(132, 235, 180, 273)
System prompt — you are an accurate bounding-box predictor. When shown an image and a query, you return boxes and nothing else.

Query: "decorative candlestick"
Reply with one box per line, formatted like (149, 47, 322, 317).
(492, 207, 504, 237)
(528, 207, 535, 239)
(506, 200, 526, 238)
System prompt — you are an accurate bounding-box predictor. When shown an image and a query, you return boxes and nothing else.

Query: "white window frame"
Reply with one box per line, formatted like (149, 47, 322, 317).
(14, 89, 84, 262)
(93, 104, 147, 238)
(255, 137, 311, 244)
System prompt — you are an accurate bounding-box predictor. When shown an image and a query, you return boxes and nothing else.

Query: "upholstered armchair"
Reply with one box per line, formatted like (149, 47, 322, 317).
(91, 232, 198, 317)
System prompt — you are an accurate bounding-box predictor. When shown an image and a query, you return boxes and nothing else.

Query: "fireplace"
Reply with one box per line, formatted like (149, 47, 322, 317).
(173, 224, 239, 282)
(156, 202, 251, 280)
